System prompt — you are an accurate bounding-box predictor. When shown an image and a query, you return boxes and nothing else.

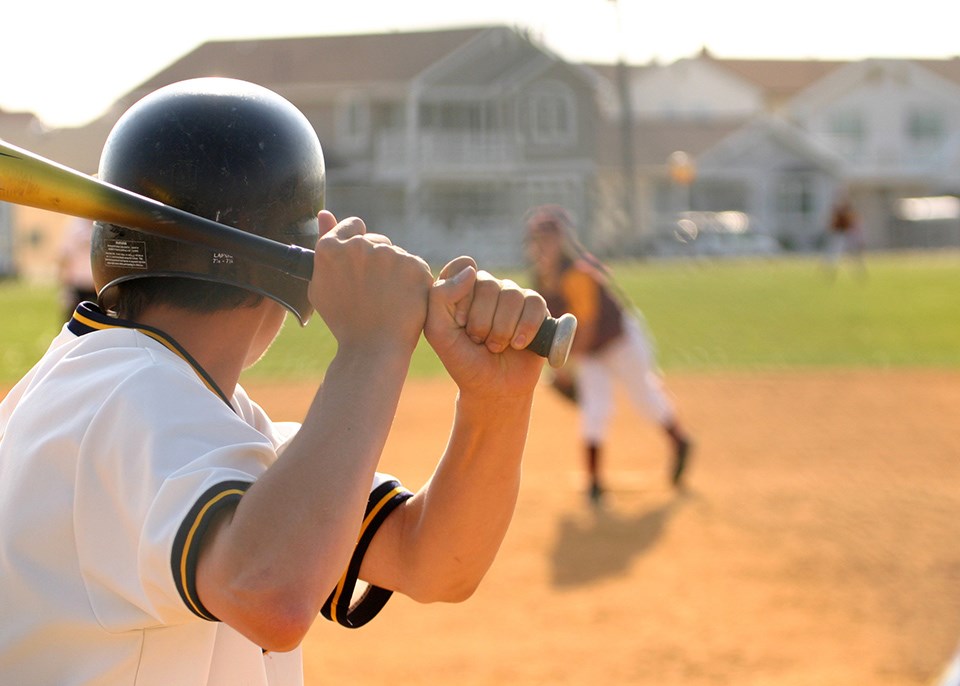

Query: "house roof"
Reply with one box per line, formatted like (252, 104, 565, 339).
(696, 115, 843, 174)
(912, 57, 960, 86)
(597, 118, 745, 169)
(421, 28, 558, 90)
(584, 55, 846, 103)
(0, 110, 44, 143)
(704, 52, 960, 96)
(0, 110, 109, 174)
(584, 52, 960, 107)
(131, 26, 491, 96)
(704, 56, 847, 99)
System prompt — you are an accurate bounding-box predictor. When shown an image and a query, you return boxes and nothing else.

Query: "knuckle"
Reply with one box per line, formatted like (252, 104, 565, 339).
(526, 289, 548, 312)
(473, 275, 500, 299)
(499, 287, 524, 309)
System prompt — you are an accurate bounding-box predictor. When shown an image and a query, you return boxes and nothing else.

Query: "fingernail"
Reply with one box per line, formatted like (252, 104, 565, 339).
(512, 334, 527, 349)
(451, 266, 471, 284)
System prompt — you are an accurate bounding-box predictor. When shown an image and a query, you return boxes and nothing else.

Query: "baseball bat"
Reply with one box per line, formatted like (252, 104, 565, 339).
(0, 139, 576, 367)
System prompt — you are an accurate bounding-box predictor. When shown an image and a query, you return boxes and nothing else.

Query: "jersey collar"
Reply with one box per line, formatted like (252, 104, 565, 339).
(68, 302, 233, 409)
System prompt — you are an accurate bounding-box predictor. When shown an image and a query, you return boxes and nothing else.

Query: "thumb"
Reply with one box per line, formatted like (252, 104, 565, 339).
(431, 264, 477, 328)
(317, 210, 339, 236)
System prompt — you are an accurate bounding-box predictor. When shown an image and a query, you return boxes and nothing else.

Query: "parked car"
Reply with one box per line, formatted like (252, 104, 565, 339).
(647, 211, 782, 258)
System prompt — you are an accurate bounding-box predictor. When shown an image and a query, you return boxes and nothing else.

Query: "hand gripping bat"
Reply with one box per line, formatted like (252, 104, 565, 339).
(0, 140, 576, 367)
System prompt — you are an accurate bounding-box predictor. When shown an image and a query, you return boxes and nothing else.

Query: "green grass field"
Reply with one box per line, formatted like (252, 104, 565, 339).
(1, 251, 958, 385)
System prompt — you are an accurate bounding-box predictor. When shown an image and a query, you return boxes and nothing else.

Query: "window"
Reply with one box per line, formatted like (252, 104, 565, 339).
(907, 109, 944, 156)
(420, 103, 488, 132)
(336, 97, 371, 149)
(828, 110, 865, 157)
(437, 185, 501, 216)
(529, 82, 576, 146)
(380, 102, 405, 130)
(776, 174, 815, 217)
(423, 183, 508, 228)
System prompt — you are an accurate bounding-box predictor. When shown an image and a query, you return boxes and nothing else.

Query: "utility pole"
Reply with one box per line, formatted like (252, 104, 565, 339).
(609, 0, 639, 250)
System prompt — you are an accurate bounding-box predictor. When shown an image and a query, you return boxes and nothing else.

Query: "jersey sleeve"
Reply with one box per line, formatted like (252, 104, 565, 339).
(561, 269, 602, 327)
(74, 363, 278, 629)
(75, 362, 412, 631)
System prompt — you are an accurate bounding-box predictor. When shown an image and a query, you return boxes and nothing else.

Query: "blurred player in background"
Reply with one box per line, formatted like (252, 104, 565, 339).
(824, 191, 866, 279)
(57, 216, 96, 320)
(525, 205, 693, 505)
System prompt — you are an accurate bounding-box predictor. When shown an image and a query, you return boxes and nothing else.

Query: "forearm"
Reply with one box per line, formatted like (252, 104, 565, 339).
(198, 344, 412, 646)
(374, 390, 534, 602)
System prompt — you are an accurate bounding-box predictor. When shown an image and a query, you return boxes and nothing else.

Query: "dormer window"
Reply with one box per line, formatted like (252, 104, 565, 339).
(828, 110, 865, 157)
(907, 109, 945, 154)
(336, 97, 371, 150)
(530, 81, 576, 146)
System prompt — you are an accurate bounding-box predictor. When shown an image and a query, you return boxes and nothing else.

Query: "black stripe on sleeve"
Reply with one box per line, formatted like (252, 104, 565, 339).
(171, 480, 252, 621)
(320, 479, 413, 629)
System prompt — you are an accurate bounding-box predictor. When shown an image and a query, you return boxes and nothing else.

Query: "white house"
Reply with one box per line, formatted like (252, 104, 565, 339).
(785, 58, 960, 248)
(604, 52, 960, 253)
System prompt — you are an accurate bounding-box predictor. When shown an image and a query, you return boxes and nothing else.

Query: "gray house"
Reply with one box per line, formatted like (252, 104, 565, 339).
(99, 26, 602, 267)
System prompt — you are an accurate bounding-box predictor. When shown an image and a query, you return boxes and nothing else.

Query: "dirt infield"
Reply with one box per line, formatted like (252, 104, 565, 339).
(2, 369, 955, 684)
(244, 369, 960, 686)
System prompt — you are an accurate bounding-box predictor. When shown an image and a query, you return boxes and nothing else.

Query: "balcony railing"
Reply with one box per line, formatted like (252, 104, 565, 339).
(375, 130, 520, 176)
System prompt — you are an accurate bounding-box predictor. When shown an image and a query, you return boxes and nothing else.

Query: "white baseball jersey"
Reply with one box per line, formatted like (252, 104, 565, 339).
(937, 644, 960, 686)
(0, 303, 409, 685)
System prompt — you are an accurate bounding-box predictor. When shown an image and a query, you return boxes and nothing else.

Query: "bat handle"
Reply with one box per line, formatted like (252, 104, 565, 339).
(527, 313, 578, 368)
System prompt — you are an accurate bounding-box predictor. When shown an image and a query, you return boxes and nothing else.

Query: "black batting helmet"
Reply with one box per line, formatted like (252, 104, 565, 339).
(92, 77, 325, 325)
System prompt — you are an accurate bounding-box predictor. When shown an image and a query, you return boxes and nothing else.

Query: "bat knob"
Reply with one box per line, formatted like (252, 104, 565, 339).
(526, 313, 578, 368)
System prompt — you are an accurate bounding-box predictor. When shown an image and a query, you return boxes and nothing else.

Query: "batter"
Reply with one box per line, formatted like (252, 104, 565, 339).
(0, 78, 550, 684)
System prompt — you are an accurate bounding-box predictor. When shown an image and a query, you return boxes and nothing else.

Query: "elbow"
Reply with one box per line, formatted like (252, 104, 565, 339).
(231, 593, 318, 653)
(404, 569, 484, 605)
(253, 629, 308, 655)
(437, 580, 480, 604)
(207, 580, 322, 653)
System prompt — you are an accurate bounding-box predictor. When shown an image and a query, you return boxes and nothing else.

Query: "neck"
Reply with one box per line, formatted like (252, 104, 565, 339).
(134, 305, 265, 397)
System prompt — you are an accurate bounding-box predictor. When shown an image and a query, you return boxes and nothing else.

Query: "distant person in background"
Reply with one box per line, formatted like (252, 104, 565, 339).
(524, 205, 694, 505)
(824, 193, 866, 278)
(57, 216, 96, 320)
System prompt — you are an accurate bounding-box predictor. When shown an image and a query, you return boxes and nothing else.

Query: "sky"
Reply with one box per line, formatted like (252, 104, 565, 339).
(4, 0, 959, 128)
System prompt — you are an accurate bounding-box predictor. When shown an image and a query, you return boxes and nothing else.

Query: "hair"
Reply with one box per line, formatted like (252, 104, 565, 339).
(108, 277, 264, 321)
(524, 204, 585, 264)
(524, 204, 631, 307)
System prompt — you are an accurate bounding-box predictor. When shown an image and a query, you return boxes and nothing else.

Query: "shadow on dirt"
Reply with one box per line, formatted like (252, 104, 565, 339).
(549, 493, 692, 588)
